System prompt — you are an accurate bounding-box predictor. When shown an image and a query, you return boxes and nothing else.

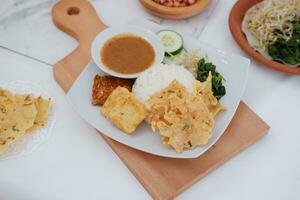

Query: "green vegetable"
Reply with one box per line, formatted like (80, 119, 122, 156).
(267, 21, 300, 65)
(197, 58, 226, 100)
(162, 48, 187, 65)
(156, 30, 184, 56)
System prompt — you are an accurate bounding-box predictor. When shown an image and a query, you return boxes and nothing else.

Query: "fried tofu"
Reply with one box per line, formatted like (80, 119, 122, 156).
(92, 75, 134, 105)
(101, 87, 148, 134)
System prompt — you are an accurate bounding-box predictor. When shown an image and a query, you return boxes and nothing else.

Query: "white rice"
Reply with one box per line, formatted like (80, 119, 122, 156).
(132, 64, 195, 103)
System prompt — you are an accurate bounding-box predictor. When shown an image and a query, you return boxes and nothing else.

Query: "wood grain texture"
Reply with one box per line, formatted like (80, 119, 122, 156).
(52, 0, 107, 91)
(52, 1, 270, 199)
(139, 0, 212, 19)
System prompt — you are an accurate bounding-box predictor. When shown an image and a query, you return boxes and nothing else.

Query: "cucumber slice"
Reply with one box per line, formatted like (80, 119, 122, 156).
(163, 49, 187, 65)
(157, 30, 183, 56)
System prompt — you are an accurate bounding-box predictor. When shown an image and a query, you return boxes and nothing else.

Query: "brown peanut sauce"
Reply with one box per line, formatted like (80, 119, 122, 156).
(101, 33, 155, 74)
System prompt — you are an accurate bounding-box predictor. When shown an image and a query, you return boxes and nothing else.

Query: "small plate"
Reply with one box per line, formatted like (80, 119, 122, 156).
(229, 0, 300, 75)
(91, 25, 165, 79)
(68, 20, 250, 159)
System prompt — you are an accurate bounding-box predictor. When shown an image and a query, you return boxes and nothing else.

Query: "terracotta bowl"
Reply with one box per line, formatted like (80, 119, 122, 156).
(229, 0, 300, 75)
(139, 0, 212, 20)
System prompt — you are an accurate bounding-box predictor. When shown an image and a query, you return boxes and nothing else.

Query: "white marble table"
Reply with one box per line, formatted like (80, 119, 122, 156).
(0, 0, 218, 64)
(0, 0, 300, 200)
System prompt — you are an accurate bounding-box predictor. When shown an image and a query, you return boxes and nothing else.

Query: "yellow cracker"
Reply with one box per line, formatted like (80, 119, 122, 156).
(193, 73, 225, 117)
(26, 96, 50, 133)
(146, 81, 214, 153)
(0, 91, 37, 153)
(0, 90, 51, 154)
(15, 94, 37, 131)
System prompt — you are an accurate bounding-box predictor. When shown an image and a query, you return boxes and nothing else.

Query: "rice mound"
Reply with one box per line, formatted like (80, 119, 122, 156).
(132, 64, 195, 103)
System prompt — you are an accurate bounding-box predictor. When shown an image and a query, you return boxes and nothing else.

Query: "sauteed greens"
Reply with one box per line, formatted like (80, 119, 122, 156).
(197, 58, 226, 100)
(267, 21, 300, 66)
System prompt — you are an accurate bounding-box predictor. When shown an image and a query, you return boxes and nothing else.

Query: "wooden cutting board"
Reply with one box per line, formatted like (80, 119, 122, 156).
(52, 1, 270, 199)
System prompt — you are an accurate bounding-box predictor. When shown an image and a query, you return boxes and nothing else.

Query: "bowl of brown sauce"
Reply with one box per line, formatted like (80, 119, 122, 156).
(91, 25, 165, 78)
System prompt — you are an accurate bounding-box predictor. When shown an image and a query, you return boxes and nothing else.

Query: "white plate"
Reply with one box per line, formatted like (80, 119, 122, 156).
(91, 25, 165, 79)
(67, 19, 250, 159)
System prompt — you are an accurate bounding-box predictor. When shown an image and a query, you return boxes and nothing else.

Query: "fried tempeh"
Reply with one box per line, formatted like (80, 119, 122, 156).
(92, 75, 134, 105)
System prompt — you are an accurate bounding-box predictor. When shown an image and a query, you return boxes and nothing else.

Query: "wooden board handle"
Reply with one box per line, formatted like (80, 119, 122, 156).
(52, 0, 107, 92)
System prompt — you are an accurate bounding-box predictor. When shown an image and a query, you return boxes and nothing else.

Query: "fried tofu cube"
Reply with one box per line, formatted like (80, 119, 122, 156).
(101, 87, 148, 134)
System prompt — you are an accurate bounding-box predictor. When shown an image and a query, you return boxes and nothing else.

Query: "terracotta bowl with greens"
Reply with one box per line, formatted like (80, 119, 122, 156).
(229, 0, 300, 75)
